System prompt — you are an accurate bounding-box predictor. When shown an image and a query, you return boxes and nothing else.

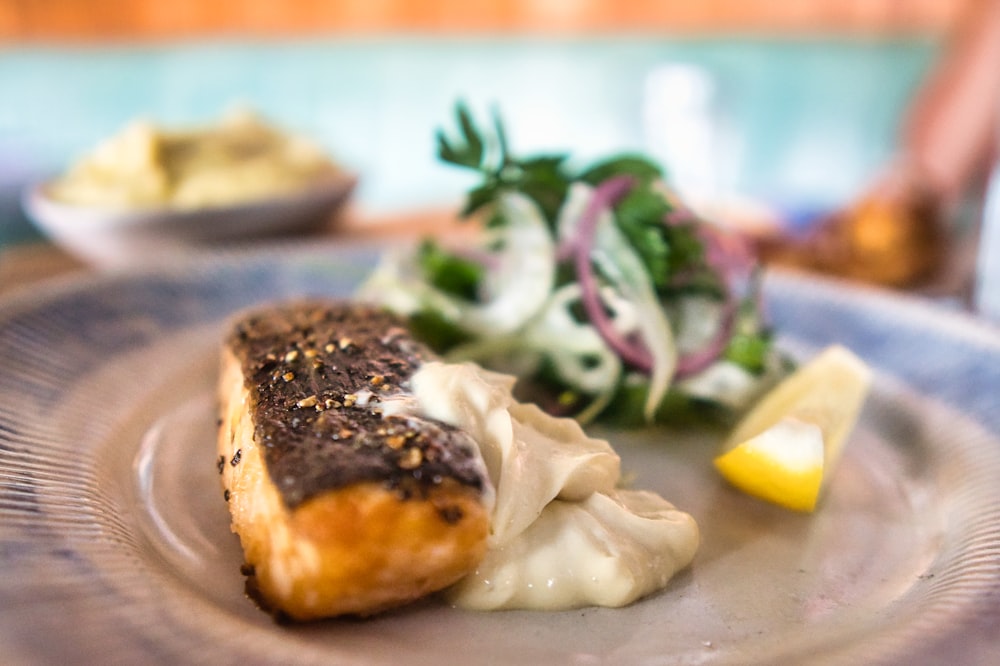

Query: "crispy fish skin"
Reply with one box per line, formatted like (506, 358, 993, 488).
(217, 302, 491, 621)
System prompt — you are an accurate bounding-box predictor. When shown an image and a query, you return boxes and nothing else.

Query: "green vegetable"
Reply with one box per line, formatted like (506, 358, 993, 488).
(578, 155, 663, 187)
(407, 309, 473, 353)
(358, 101, 788, 426)
(437, 104, 712, 301)
(723, 269, 775, 375)
(600, 383, 731, 429)
(416, 239, 483, 300)
(436, 102, 570, 226)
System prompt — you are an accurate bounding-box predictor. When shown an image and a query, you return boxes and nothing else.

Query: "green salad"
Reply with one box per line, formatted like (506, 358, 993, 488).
(359, 103, 789, 425)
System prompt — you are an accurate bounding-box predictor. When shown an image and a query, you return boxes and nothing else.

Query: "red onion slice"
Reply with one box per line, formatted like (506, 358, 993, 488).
(573, 176, 655, 372)
(666, 213, 753, 379)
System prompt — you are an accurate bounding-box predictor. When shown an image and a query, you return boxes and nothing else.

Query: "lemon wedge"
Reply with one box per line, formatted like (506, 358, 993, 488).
(714, 344, 872, 512)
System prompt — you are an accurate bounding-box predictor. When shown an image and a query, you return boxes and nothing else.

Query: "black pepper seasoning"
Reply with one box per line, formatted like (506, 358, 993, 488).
(224, 301, 488, 509)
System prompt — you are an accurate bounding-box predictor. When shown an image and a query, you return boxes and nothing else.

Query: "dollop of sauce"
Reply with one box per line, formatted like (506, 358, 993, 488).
(384, 361, 700, 611)
(48, 109, 340, 210)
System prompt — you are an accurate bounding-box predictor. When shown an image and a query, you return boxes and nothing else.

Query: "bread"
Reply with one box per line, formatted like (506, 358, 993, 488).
(217, 301, 492, 621)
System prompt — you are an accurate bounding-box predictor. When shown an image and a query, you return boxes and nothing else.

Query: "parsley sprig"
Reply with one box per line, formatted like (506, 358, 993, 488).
(436, 102, 570, 226)
(397, 102, 786, 423)
(435, 102, 707, 293)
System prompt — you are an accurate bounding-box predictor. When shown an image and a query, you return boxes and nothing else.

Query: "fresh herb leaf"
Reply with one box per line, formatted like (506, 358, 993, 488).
(418, 101, 781, 425)
(600, 382, 731, 427)
(407, 310, 473, 353)
(416, 239, 483, 300)
(437, 103, 574, 228)
(511, 154, 571, 227)
(663, 223, 705, 272)
(436, 101, 488, 170)
(658, 272, 726, 300)
(723, 272, 775, 373)
(492, 105, 511, 166)
(461, 182, 501, 218)
(456, 103, 484, 165)
(613, 186, 674, 288)
(724, 330, 773, 374)
(579, 155, 663, 187)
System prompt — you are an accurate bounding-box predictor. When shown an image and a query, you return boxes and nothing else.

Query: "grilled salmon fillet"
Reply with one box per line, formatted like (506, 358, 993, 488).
(217, 301, 492, 621)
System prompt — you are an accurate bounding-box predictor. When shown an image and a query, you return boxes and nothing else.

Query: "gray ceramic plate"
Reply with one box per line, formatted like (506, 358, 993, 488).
(1, 244, 999, 665)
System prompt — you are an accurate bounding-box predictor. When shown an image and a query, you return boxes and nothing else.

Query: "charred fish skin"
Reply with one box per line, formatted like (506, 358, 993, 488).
(228, 302, 488, 507)
(218, 301, 492, 621)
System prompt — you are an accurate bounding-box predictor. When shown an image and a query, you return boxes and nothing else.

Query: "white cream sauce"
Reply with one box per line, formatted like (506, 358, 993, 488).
(384, 361, 699, 611)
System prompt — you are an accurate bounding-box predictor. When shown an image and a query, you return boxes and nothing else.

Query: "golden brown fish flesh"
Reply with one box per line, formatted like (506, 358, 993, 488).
(217, 301, 491, 621)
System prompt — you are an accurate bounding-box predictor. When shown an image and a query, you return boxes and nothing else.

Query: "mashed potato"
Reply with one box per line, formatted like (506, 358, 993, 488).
(48, 110, 340, 210)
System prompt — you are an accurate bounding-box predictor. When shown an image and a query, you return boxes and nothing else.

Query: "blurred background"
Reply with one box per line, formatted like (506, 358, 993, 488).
(1, 0, 997, 301)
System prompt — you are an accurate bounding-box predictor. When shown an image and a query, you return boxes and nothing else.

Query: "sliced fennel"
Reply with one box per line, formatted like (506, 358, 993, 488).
(359, 191, 555, 337)
(521, 283, 622, 396)
(358, 103, 787, 426)
(575, 183, 677, 421)
(457, 192, 556, 335)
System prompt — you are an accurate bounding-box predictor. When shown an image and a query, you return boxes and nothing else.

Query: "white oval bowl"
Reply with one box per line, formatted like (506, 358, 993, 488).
(21, 172, 357, 267)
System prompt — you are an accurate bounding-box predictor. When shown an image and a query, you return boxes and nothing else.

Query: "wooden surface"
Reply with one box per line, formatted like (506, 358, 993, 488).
(0, 242, 86, 297)
(1, 0, 970, 41)
(0, 200, 979, 307)
(0, 207, 467, 297)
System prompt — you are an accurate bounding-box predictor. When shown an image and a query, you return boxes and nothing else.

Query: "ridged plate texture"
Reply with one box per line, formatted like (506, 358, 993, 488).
(1, 243, 999, 665)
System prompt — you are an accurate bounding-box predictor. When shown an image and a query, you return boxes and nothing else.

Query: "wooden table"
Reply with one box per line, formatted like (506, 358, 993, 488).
(0, 208, 469, 298)
(0, 204, 983, 319)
